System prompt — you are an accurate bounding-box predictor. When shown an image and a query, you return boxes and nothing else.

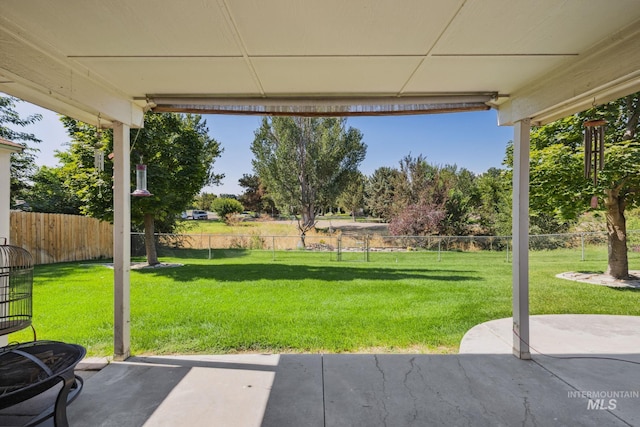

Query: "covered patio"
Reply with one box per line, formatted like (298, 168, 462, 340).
(1, 314, 639, 425)
(1, 314, 630, 426)
(1, 0, 640, 424)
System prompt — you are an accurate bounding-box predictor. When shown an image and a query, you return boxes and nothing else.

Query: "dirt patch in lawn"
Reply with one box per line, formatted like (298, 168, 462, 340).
(556, 271, 640, 289)
(314, 220, 389, 236)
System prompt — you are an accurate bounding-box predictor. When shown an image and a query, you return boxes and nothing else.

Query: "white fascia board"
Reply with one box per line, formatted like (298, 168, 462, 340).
(498, 22, 640, 126)
(0, 137, 23, 153)
(0, 24, 144, 128)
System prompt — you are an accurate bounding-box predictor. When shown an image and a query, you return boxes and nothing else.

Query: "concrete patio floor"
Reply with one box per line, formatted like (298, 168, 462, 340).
(2, 315, 639, 426)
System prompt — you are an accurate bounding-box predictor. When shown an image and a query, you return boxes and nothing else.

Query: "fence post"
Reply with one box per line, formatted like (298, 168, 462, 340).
(581, 233, 585, 261)
(437, 238, 441, 262)
(506, 239, 509, 263)
(208, 234, 212, 260)
(272, 236, 276, 261)
(365, 234, 370, 262)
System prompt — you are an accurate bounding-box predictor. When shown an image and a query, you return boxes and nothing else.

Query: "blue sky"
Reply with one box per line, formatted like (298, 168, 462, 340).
(11, 99, 514, 196)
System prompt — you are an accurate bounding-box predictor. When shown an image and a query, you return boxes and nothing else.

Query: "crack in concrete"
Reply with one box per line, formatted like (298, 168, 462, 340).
(522, 396, 538, 427)
(402, 356, 419, 423)
(373, 355, 389, 427)
(419, 359, 472, 425)
(455, 357, 500, 422)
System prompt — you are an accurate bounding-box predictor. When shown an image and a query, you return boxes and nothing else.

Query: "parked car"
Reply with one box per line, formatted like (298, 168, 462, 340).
(191, 210, 208, 220)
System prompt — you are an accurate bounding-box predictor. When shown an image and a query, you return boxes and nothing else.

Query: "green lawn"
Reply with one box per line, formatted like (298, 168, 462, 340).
(10, 248, 640, 357)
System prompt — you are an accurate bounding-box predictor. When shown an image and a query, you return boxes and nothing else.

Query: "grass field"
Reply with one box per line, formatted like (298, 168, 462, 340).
(176, 216, 384, 237)
(179, 218, 303, 235)
(9, 248, 640, 357)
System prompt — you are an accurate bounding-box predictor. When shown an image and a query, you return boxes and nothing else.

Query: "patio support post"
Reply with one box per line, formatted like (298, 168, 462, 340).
(113, 121, 131, 360)
(512, 118, 531, 360)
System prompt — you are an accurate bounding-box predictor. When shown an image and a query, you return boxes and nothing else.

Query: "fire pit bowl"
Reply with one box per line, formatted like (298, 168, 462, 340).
(1, 243, 86, 426)
(0, 340, 86, 426)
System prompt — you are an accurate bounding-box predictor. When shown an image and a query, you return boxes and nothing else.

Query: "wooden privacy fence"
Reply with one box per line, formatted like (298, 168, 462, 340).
(9, 212, 113, 265)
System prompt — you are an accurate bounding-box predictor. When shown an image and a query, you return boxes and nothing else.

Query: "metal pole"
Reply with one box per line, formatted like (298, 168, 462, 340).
(272, 236, 275, 261)
(438, 238, 441, 262)
(208, 234, 212, 260)
(581, 233, 585, 261)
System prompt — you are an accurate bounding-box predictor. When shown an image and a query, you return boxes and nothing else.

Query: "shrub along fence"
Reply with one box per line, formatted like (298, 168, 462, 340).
(9, 211, 113, 265)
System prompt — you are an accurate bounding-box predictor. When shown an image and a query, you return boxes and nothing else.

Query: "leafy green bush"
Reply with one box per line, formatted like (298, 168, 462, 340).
(212, 197, 243, 219)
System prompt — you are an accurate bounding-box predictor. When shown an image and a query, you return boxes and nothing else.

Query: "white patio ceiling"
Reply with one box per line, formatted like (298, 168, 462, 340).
(1, 0, 640, 127)
(2, 0, 640, 360)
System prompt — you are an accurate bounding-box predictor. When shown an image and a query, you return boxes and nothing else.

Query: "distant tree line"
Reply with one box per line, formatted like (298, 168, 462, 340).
(364, 156, 511, 237)
(240, 151, 512, 239)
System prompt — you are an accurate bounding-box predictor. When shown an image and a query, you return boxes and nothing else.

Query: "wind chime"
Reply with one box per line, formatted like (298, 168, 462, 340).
(93, 141, 104, 172)
(583, 119, 606, 208)
(94, 117, 106, 199)
(94, 115, 105, 172)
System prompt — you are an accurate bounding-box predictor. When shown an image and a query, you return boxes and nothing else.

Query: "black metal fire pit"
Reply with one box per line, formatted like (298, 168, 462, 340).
(1, 242, 87, 427)
(0, 340, 86, 426)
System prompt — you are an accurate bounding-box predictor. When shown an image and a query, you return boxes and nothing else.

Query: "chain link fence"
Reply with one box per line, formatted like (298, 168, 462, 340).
(132, 230, 640, 263)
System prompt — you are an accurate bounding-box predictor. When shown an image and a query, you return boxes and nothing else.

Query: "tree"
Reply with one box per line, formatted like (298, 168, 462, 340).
(528, 93, 640, 278)
(388, 155, 454, 236)
(338, 172, 366, 221)
(61, 112, 223, 265)
(193, 192, 217, 211)
(442, 188, 472, 236)
(388, 202, 445, 236)
(0, 96, 41, 200)
(238, 173, 274, 213)
(22, 166, 81, 214)
(219, 193, 238, 200)
(476, 168, 511, 235)
(365, 167, 402, 221)
(440, 166, 476, 236)
(251, 117, 366, 246)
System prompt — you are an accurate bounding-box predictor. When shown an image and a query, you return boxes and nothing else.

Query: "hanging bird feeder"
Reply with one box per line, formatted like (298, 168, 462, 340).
(584, 119, 606, 186)
(131, 156, 153, 197)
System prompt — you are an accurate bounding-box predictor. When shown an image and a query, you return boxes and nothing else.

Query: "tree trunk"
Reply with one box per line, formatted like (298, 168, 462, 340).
(144, 213, 160, 266)
(297, 205, 316, 248)
(301, 205, 315, 229)
(604, 189, 629, 279)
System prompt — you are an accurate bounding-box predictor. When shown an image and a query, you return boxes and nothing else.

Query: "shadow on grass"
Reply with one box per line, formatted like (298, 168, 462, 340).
(134, 262, 481, 283)
(34, 261, 112, 278)
(609, 287, 640, 293)
(157, 248, 251, 259)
